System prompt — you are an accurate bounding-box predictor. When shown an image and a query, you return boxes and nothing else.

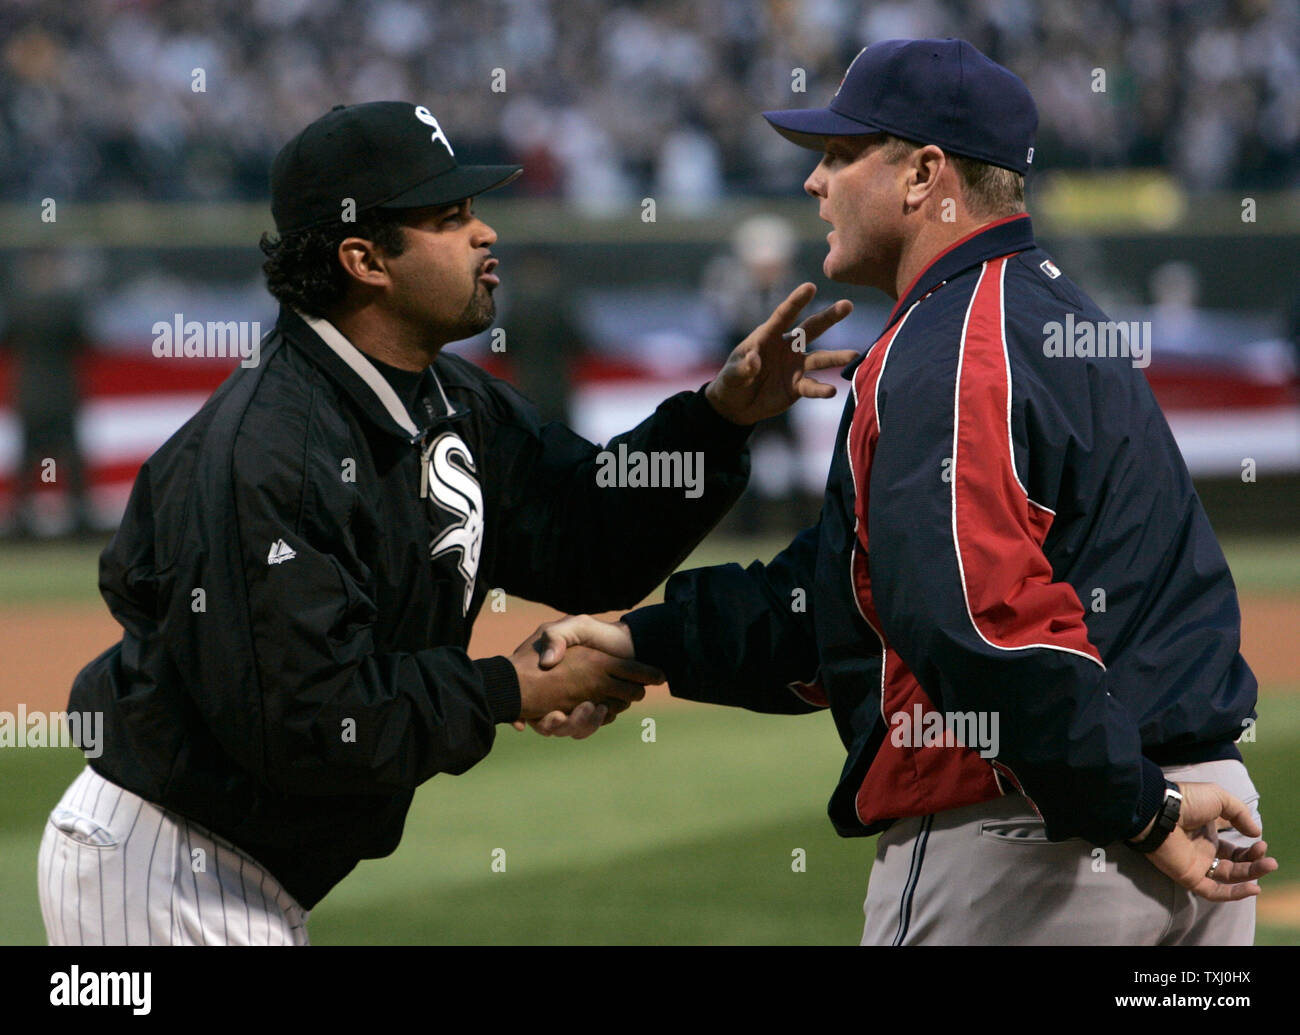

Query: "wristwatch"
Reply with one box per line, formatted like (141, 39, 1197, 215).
(1125, 780, 1182, 853)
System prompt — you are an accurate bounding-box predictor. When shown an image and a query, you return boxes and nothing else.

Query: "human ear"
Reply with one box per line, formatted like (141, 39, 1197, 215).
(903, 145, 946, 211)
(337, 237, 389, 289)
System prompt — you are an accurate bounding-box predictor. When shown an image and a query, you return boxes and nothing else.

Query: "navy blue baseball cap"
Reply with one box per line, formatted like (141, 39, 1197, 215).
(271, 101, 522, 233)
(763, 38, 1038, 174)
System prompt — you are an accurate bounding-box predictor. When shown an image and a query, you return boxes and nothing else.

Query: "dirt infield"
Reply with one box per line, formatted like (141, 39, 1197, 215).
(3, 594, 1297, 714)
(1258, 884, 1300, 928)
(0, 601, 643, 712)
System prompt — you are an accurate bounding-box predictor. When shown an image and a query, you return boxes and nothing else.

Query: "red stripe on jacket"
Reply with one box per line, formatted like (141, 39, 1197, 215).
(953, 258, 1102, 663)
(846, 301, 1001, 826)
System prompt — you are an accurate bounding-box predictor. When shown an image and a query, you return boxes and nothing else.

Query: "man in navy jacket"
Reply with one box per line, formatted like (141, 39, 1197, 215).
(537, 40, 1278, 944)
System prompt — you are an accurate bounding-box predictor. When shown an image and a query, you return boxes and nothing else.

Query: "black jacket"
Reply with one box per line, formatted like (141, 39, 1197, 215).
(70, 306, 751, 908)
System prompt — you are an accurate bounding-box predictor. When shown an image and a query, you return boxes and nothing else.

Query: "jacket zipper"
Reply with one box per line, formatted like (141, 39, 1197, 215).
(418, 433, 435, 499)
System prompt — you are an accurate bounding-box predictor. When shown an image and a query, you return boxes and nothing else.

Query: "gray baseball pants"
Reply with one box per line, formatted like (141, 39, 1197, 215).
(861, 759, 1261, 945)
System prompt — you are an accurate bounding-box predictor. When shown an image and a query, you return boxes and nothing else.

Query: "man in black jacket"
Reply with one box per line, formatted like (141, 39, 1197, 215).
(36, 102, 854, 945)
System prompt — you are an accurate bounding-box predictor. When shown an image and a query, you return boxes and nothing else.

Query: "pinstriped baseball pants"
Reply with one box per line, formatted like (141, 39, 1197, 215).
(37, 765, 311, 946)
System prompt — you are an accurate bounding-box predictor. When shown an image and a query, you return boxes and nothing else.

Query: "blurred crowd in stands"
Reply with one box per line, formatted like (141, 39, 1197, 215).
(2, 0, 1298, 210)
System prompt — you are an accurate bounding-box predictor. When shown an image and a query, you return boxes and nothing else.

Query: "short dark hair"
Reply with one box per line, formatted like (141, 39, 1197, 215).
(259, 208, 409, 318)
(878, 134, 1025, 218)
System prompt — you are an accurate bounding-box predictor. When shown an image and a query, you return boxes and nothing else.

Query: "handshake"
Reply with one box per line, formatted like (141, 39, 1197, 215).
(506, 615, 653, 739)
(498, 617, 1278, 907)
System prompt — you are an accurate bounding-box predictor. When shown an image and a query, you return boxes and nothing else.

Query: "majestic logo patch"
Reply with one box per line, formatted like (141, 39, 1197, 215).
(425, 432, 483, 614)
(267, 538, 297, 565)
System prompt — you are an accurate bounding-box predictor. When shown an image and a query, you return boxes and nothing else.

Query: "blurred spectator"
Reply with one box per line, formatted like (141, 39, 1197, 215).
(654, 120, 725, 214)
(702, 214, 803, 534)
(1, 0, 1297, 206)
(501, 248, 586, 426)
(4, 248, 92, 537)
(1287, 281, 1300, 375)
(1150, 260, 1203, 351)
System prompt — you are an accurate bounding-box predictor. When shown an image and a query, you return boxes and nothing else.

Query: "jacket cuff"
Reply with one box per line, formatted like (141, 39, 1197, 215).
(623, 604, 687, 685)
(685, 384, 755, 452)
(474, 656, 522, 724)
(1128, 758, 1171, 840)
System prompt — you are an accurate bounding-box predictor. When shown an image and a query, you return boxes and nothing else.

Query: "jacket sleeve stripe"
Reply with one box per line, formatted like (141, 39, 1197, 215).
(847, 302, 913, 538)
(999, 258, 1020, 493)
(996, 262, 1055, 516)
(950, 257, 1105, 667)
(786, 678, 830, 708)
(848, 303, 919, 723)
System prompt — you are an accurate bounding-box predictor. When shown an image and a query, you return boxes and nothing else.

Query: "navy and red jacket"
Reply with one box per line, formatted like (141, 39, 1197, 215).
(626, 214, 1257, 846)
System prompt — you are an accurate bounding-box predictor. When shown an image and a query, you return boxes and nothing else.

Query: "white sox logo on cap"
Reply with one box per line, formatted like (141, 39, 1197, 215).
(414, 106, 455, 157)
(270, 102, 520, 232)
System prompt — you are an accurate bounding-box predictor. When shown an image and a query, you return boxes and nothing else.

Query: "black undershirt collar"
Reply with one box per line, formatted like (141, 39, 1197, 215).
(366, 354, 439, 425)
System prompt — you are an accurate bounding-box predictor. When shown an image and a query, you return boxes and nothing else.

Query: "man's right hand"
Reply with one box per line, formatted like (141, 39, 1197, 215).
(704, 282, 855, 426)
(508, 615, 643, 737)
(508, 621, 661, 723)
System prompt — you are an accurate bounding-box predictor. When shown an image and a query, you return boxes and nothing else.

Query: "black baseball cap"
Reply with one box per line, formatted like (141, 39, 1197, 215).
(270, 101, 522, 233)
(763, 38, 1038, 175)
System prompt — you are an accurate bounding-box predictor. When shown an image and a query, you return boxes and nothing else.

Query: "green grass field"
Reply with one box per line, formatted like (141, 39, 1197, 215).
(1, 534, 1296, 944)
(5, 533, 1300, 604)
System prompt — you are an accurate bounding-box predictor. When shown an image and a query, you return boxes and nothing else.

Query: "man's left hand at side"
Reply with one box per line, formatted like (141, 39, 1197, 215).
(1142, 782, 1278, 902)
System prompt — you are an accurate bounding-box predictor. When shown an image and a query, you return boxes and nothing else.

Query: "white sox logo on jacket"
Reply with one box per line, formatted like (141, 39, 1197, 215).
(423, 431, 483, 615)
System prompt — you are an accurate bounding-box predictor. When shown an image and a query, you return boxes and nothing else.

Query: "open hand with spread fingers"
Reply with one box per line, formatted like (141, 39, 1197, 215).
(1139, 782, 1278, 902)
(705, 282, 856, 426)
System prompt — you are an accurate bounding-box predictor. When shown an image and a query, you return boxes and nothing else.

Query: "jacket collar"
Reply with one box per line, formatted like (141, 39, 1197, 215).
(278, 306, 457, 441)
(843, 213, 1035, 379)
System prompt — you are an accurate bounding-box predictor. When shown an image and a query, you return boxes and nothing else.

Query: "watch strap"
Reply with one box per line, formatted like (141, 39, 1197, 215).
(1126, 780, 1182, 853)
